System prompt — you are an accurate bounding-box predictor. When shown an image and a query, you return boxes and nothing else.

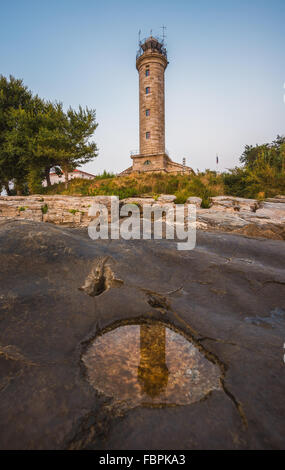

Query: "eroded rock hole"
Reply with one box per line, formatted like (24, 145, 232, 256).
(147, 294, 170, 311)
(79, 257, 123, 297)
(82, 321, 222, 407)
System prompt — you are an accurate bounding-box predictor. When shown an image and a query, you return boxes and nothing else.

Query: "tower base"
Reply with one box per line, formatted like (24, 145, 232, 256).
(119, 153, 193, 176)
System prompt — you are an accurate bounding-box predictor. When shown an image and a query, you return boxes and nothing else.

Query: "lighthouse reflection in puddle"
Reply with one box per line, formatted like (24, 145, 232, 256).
(83, 321, 221, 407)
(138, 323, 169, 399)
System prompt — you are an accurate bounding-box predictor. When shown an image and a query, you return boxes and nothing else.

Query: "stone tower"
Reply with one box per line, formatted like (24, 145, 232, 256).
(119, 34, 193, 176)
(137, 37, 168, 159)
(131, 36, 169, 172)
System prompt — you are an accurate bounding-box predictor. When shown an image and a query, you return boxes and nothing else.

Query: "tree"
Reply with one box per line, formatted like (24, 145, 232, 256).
(240, 135, 285, 173)
(0, 75, 33, 194)
(25, 100, 68, 188)
(59, 106, 98, 188)
(0, 75, 99, 194)
(27, 103, 99, 190)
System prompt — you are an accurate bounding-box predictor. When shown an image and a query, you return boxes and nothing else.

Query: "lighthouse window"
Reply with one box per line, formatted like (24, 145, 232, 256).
(146, 87, 150, 95)
(144, 160, 151, 165)
(146, 69, 150, 77)
(146, 109, 150, 116)
(146, 132, 150, 139)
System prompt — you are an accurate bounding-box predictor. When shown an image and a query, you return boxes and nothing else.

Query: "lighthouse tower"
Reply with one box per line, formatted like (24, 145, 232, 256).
(119, 33, 193, 176)
(132, 36, 168, 172)
(137, 37, 168, 160)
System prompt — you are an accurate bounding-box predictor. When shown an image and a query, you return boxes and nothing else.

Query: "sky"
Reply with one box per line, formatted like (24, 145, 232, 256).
(0, 0, 285, 174)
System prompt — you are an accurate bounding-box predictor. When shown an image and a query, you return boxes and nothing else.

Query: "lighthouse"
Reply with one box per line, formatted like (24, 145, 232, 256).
(120, 33, 193, 175)
(137, 36, 168, 160)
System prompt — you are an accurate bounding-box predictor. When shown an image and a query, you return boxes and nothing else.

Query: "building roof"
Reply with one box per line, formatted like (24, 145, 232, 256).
(73, 169, 96, 177)
(49, 169, 96, 178)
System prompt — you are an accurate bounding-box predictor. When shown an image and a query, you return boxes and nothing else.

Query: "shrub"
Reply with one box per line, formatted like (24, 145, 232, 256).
(201, 196, 211, 208)
(174, 189, 188, 204)
(41, 204, 48, 214)
(223, 165, 285, 199)
(95, 170, 115, 180)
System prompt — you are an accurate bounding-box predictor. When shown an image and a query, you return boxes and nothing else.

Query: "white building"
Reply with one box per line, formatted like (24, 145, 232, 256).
(43, 169, 96, 187)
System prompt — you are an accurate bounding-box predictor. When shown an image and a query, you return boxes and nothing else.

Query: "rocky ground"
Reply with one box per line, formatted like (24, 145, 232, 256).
(0, 194, 284, 240)
(195, 195, 285, 240)
(123, 195, 285, 240)
(0, 220, 284, 449)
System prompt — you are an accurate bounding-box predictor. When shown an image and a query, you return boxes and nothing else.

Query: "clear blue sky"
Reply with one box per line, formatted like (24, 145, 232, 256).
(0, 0, 284, 174)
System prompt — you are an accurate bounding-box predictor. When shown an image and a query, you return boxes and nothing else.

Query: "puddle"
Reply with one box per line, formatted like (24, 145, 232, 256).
(82, 321, 221, 407)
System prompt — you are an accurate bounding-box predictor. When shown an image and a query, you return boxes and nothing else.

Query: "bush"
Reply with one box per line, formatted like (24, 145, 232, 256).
(174, 189, 188, 204)
(201, 196, 211, 208)
(95, 170, 115, 180)
(223, 165, 285, 199)
(41, 204, 48, 214)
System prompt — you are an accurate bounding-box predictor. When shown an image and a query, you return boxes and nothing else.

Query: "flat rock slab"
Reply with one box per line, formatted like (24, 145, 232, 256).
(0, 220, 285, 449)
(197, 211, 249, 228)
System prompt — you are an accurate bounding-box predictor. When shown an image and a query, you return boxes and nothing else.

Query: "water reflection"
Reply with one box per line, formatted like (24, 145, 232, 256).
(82, 321, 221, 407)
(138, 323, 169, 398)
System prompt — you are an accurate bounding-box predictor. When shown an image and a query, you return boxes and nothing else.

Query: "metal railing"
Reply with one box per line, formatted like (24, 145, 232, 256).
(136, 36, 167, 60)
(130, 149, 169, 157)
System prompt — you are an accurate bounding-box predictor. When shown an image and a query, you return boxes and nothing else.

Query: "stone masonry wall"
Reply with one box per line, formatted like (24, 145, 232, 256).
(0, 196, 113, 227)
(132, 153, 167, 172)
(137, 52, 168, 156)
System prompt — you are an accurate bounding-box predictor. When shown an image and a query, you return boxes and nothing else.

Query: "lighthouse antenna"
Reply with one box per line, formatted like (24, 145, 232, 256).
(161, 25, 167, 44)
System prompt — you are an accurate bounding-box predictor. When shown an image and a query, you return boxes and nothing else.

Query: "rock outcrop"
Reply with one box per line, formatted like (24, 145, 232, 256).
(196, 196, 285, 240)
(0, 220, 285, 449)
(187, 196, 202, 207)
(0, 194, 284, 240)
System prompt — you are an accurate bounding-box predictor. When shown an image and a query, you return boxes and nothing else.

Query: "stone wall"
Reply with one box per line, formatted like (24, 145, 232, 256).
(0, 195, 113, 227)
(131, 154, 194, 174)
(131, 153, 168, 172)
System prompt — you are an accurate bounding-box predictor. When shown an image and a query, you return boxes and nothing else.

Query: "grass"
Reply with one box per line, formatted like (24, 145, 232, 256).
(68, 209, 79, 215)
(40, 170, 225, 202)
(37, 167, 284, 201)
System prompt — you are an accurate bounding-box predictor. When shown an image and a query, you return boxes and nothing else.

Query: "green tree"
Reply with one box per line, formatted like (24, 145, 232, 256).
(0, 75, 33, 194)
(59, 106, 98, 188)
(240, 135, 285, 173)
(26, 100, 68, 188)
(1, 75, 99, 194)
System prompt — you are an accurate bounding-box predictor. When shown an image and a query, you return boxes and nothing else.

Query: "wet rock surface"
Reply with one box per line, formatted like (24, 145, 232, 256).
(0, 220, 285, 449)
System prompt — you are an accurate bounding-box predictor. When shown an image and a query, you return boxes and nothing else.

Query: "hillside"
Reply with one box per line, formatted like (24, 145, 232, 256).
(40, 168, 285, 205)
(41, 170, 225, 203)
